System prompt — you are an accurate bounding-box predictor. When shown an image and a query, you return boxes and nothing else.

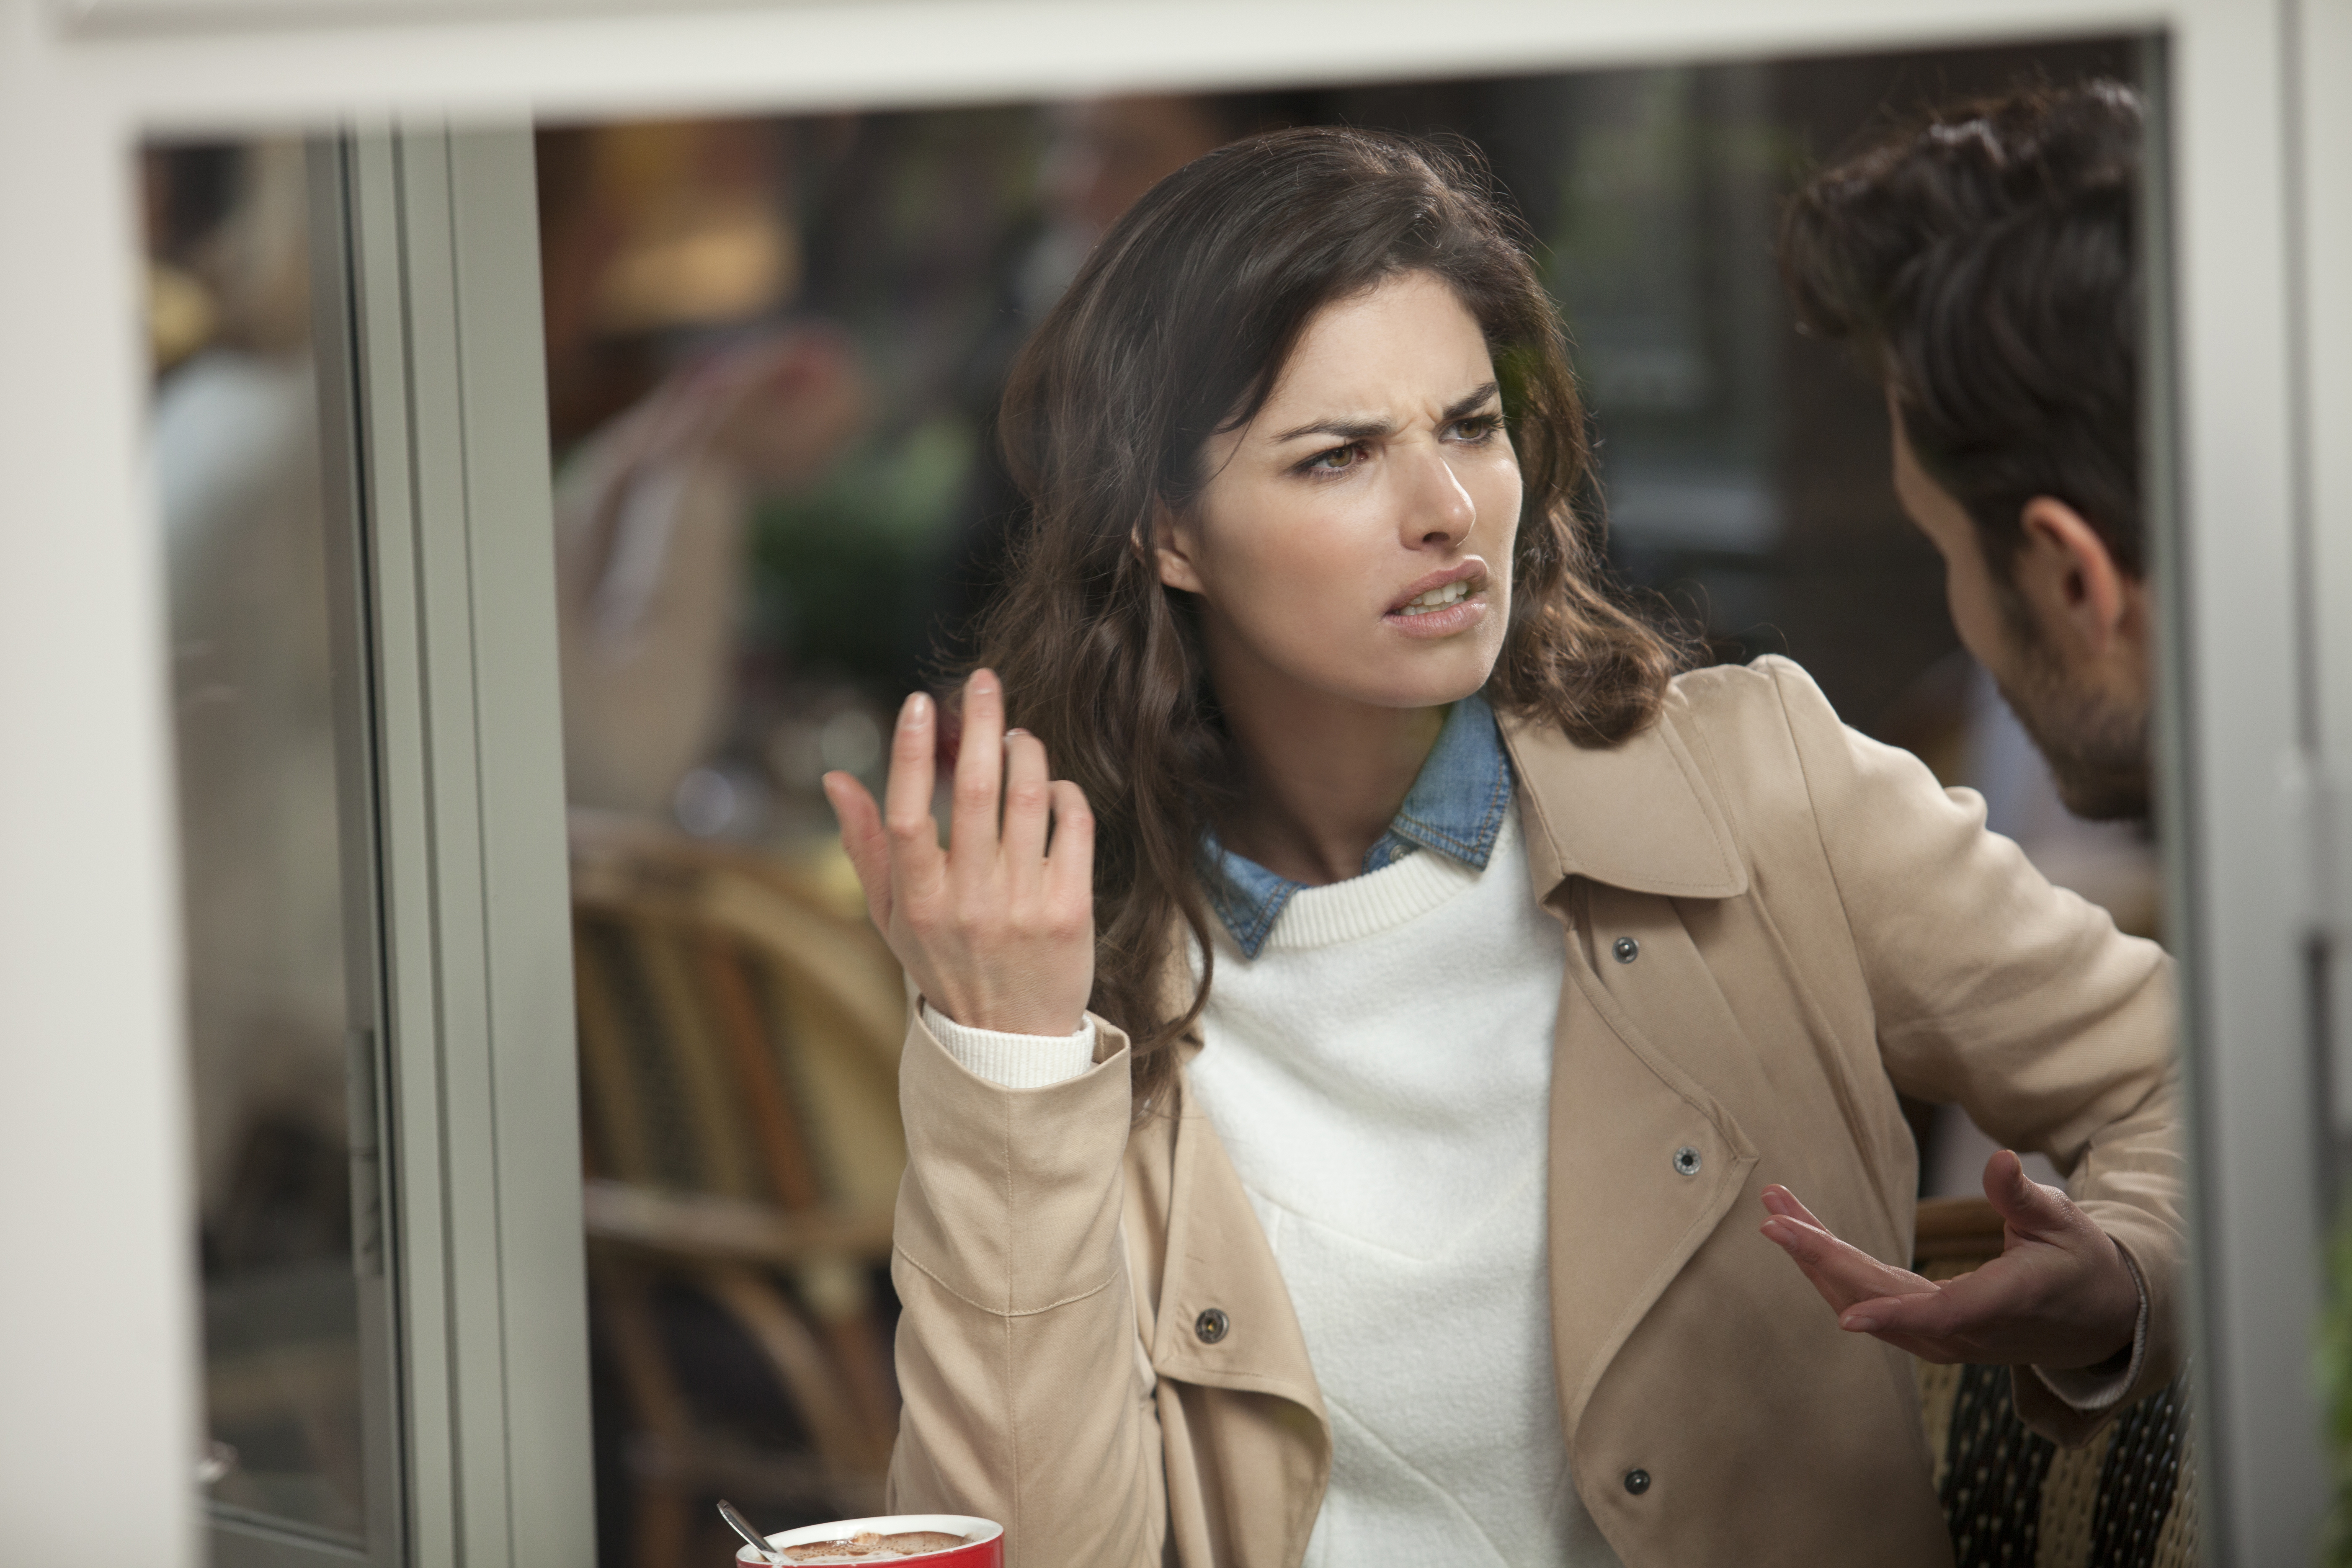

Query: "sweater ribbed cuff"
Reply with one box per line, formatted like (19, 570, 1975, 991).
(921, 1002, 1098, 1089)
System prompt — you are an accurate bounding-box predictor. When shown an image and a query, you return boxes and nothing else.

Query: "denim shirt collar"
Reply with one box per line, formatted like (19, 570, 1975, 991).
(1200, 692, 1514, 959)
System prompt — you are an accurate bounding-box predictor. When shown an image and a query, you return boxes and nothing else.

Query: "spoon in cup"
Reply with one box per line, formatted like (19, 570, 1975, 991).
(717, 1498, 783, 1565)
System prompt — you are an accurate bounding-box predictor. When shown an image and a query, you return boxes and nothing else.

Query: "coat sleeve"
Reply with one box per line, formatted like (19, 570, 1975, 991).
(884, 1006, 1170, 1566)
(1762, 656, 2185, 1444)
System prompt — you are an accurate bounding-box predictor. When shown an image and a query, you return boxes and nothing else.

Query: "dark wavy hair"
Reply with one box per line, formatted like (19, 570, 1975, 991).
(970, 126, 1683, 1112)
(1780, 79, 2144, 581)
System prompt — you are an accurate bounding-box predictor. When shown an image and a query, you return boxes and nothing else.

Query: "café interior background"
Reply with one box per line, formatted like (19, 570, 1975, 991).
(147, 33, 2161, 1568)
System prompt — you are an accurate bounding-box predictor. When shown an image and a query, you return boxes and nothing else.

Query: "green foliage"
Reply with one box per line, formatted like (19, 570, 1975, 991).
(2324, 1201, 2352, 1564)
(748, 416, 976, 689)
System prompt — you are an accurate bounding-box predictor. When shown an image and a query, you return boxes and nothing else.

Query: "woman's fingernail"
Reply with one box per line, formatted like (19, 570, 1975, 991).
(904, 692, 931, 725)
(970, 668, 997, 695)
(1841, 1313, 1879, 1333)
(1005, 727, 1027, 741)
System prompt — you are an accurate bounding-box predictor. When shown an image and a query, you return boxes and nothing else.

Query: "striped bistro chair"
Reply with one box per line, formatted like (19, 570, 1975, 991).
(1912, 1197, 2199, 1568)
(569, 812, 909, 1568)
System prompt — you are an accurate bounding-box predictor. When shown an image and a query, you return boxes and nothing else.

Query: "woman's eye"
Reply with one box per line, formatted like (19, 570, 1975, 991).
(1449, 413, 1505, 443)
(1306, 442, 1364, 472)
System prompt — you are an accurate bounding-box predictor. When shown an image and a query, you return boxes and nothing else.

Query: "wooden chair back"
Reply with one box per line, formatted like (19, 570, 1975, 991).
(569, 812, 905, 1216)
(567, 813, 909, 1568)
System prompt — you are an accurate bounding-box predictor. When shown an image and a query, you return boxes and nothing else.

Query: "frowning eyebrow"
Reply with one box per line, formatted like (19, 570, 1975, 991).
(1271, 381, 1501, 444)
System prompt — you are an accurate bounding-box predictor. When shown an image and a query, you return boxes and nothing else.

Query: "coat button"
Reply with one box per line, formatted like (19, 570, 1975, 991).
(1673, 1145, 1702, 1176)
(1624, 1468, 1651, 1496)
(1612, 936, 1640, 964)
(1194, 1308, 1229, 1344)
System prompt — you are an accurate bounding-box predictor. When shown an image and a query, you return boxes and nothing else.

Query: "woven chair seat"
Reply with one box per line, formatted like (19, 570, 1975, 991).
(1914, 1197, 2198, 1568)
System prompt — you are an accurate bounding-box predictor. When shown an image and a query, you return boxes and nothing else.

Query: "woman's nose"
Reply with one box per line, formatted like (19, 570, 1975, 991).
(1401, 441, 1477, 546)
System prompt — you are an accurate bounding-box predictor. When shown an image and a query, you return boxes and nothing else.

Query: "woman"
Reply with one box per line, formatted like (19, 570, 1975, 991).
(823, 129, 2178, 1568)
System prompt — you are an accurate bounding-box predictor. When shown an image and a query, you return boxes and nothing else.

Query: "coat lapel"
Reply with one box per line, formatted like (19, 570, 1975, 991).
(1143, 1060, 1332, 1568)
(1542, 936, 1762, 1435)
(1500, 702, 1749, 902)
(1149, 1064, 1328, 1421)
(1502, 705, 1763, 1440)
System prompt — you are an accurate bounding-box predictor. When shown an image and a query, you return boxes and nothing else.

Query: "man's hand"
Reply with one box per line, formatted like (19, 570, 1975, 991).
(1758, 1149, 2139, 1369)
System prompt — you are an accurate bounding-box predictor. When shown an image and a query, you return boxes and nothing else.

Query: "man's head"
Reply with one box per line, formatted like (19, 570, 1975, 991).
(1783, 80, 2151, 820)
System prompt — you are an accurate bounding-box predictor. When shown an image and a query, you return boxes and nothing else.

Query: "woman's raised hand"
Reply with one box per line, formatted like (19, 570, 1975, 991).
(822, 669, 1097, 1037)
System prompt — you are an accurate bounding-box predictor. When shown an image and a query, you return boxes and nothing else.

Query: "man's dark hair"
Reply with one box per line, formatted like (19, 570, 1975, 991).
(1782, 79, 2144, 580)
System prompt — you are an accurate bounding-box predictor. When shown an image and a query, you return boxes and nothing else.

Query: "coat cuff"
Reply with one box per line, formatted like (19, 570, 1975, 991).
(2027, 1246, 2149, 1413)
(920, 1001, 1099, 1089)
(892, 1005, 1135, 1316)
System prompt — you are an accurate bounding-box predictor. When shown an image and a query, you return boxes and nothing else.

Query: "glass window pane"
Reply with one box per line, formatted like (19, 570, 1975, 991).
(145, 136, 373, 1549)
(540, 38, 2166, 1568)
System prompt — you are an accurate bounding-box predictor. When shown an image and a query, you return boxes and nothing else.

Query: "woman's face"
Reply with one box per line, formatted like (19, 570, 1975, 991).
(1157, 269, 1522, 714)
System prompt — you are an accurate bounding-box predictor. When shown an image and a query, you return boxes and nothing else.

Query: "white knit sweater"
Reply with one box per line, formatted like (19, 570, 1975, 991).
(926, 807, 1621, 1566)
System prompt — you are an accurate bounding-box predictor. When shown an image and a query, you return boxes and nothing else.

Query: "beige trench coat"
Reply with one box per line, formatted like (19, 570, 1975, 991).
(882, 656, 2182, 1568)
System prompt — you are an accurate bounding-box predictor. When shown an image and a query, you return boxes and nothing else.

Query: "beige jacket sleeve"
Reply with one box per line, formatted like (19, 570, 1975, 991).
(1764, 658, 2185, 1443)
(885, 1008, 1169, 1566)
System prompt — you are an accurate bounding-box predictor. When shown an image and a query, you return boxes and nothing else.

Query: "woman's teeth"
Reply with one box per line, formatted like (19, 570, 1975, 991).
(1395, 580, 1473, 616)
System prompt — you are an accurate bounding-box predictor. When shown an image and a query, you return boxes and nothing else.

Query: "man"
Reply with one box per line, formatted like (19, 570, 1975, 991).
(1786, 79, 2151, 820)
(1761, 80, 2172, 1421)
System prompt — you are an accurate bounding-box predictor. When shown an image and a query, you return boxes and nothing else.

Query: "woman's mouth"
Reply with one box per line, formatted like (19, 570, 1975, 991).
(1382, 565, 1492, 637)
(1393, 579, 1475, 616)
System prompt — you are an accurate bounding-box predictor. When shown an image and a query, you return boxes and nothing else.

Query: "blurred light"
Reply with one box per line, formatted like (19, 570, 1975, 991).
(819, 709, 883, 776)
(674, 766, 738, 837)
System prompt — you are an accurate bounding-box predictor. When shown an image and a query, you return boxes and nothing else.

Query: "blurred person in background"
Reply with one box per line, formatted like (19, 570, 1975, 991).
(148, 139, 351, 1269)
(936, 91, 1311, 653)
(825, 127, 2178, 1566)
(149, 137, 371, 1531)
(1779, 80, 2163, 1202)
(540, 121, 872, 822)
(1023, 95, 1264, 309)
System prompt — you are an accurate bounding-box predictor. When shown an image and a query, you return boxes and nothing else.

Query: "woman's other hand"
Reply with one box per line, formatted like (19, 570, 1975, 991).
(823, 669, 1097, 1037)
(1757, 1150, 2141, 1369)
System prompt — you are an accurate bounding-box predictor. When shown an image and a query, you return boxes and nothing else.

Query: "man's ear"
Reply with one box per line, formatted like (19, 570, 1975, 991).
(2014, 496, 2130, 660)
(1152, 503, 1207, 595)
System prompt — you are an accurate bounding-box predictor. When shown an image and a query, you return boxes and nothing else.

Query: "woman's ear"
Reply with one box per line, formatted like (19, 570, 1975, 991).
(2014, 496, 2130, 662)
(1152, 503, 1207, 595)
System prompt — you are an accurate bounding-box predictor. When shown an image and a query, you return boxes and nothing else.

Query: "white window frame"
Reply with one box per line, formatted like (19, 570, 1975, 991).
(325, 125, 595, 1568)
(0, 1, 2342, 1563)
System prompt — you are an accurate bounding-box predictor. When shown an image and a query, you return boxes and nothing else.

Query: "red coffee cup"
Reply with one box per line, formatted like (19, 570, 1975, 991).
(735, 1514, 1003, 1567)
